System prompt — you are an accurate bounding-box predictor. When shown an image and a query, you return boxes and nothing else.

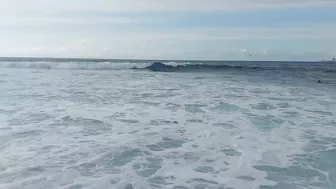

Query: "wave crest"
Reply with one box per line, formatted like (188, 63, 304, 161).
(1, 61, 335, 73)
(143, 62, 336, 73)
(0, 61, 150, 70)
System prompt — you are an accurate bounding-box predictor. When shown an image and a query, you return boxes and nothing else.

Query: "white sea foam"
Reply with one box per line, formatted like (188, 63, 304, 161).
(0, 65, 335, 189)
(0, 61, 194, 71)
(0, 61, 151, 70)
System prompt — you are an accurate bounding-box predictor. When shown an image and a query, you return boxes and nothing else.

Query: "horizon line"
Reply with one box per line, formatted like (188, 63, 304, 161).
(0, 56, 321, 63)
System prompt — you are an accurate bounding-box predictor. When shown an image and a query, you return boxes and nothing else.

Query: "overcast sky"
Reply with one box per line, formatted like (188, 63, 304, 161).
(0, 0, 335, 60)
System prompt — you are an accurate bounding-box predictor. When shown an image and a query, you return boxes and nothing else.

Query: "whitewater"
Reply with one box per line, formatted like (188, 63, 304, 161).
(0, 59, 335, 189)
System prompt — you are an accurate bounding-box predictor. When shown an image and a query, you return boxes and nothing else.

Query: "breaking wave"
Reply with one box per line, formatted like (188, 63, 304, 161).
(0, 60, 335, 73)
(144, 62, 336, 73)
(0, 61, 150, 70)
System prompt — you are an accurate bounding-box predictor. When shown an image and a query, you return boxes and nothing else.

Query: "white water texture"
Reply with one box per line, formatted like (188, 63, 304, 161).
(0, 66, 335, 189)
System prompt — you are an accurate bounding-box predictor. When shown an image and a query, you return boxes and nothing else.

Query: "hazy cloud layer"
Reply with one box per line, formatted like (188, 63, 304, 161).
(0, 0, 335, 60)
(1, 25, 335, 60)
(1, 0, 335, 12)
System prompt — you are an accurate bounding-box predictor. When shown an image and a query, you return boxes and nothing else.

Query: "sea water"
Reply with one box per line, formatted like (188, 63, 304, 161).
(0, 59, 335, 189)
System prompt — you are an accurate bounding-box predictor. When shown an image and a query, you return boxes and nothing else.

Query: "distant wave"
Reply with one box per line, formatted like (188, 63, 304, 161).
(142, 62, 336, 73)
(0, 61, 150, 70)
(0, 61, 335, 73)
(143, 62, 262, 72)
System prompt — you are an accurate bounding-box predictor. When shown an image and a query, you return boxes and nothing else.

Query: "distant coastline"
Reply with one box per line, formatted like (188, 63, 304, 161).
(0, 56, 322, 63)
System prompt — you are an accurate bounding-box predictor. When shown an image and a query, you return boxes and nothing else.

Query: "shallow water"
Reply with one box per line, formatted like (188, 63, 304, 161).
(0, 60, 336, 189)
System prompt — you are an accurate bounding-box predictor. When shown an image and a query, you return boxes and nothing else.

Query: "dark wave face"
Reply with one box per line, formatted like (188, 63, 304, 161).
(143, 61, 336, 73)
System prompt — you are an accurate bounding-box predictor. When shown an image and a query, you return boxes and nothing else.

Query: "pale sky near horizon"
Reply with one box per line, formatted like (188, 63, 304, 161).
(0, 0, 336, 61)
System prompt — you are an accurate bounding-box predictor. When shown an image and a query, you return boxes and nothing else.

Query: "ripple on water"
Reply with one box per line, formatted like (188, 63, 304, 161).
(118, 119, 140, 124)
(3, 166, 47, 182)
(61, 116, 112, 135)
(257, 164, 329, 188)
(147, 137, 185, 152)
(110, 148, 143, 167)
(236, 176, 256, 182)
(142, 101, 161, 106)
(91, 147, 144, 176)
(150, 119, 179, 126)
(133, 157, 162, 177)
(220, 148, 242, 156)
(183, 152, 201, 161)
(212, 102, 241, 112)
(254, 145, 336, 188)
(164, 103, 182, 111)
(0, 108, 20, 115)
(185, 104, 206, 114)
(124, 184, 134, 189)
(250, 88, 271, 94)
(172, 186, 189, 189)
(194, 166, 215, 173)
(62, 116, 104, 125)
(77, 162, 97, 177)
(250, 103, 276, 111)
(108, 112, 126, 118)
(189, 178, 218, 185)
(305, 109, 334, 116)
(276, 103, 291, 109)
(248, 114, 284, 132)
(149, 176, 176, 187)
(187, 119, 204, 124)
(13, 129, 44, 138)
(66, 184, 83, 189)
(282, 111, 299, 118)
(213, 122, 236, 129)
(9, 113, 53, 125)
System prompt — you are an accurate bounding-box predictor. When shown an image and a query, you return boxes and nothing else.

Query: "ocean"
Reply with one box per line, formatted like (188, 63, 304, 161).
(0, 58, 335, 189)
